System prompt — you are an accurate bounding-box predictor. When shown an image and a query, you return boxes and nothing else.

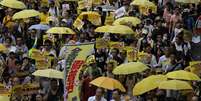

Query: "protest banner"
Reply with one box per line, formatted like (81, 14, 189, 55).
(110, 42, 124, 49)
(96, 38, 109, 49)
(125, 46, 138, 62)
(73, 18, 84, 30)
(115, 7, 126, 18)
(64, 43, 94, 101)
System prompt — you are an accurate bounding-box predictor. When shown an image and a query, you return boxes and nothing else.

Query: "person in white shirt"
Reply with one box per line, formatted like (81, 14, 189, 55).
(157, 47, 171, 71)
(144, 19, 154, 36)
(88, 88, 107, 101)
(48, 1, 60, 17)
(4, 37, 17, 54)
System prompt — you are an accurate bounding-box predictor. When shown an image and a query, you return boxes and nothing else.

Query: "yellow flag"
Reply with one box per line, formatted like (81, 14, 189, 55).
(93, 0, 102, 5)
(87, 0, 93, 8)
(73, 18, 84, 30)
(78, 0, 86, 9)
(43, 34, 55, 44)
(35, 60, 49, 69)
(96, 38, 109, 49)
(125, 46, 137, 62)
(104, 12, 115, 25)
(110, 42, 124, 49)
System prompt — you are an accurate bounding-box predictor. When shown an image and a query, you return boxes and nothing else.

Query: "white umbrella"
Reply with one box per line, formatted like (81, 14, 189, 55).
(29, 24, 50, 30)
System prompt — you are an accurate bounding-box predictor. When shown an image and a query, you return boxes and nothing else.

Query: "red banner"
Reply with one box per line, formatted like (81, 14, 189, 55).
(66, 60, 85, 93)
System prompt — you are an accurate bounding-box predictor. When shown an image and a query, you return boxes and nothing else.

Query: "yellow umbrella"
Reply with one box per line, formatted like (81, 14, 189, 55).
(130, 0, 157, 14)
(175, 0, 200, 4)
(0, 95, 10, 101)
(95, 25, 135, 34)
(32, 69, 64, 79)
(46, 27, 75, 34)
(12, 9, 40, 20)
(78, 11, 101, 25)
(113, 17, 141, 27)
(0, 44, 7, 52)
(95, 25, 110, 32)
(189, 61, 201, 66)
(185, 62, 201, 76)
(90, 77, 126, 92)
(159, 80, 192, 90)
(166, 70, 201, 81)
(131, 0, 154, 7)
(0, 0, 26, 9)
(112, 62, 149, 75)
(133, 75, 167, 96)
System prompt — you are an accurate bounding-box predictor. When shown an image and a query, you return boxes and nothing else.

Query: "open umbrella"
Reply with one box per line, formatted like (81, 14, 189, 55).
(112, 62, 149, 75)
(95, 25, 135, 34)
(0, 0, 26, 9)
(130, 0, 155, 7)
(12, 9, 40, 20)
(90, 77, 126, 92)
(189, 61, 201, 66)
(159, 80, 192, 90)
(32, 69, 64, 79)
(133, 75, 167, 96)
(113, 17, 141, 27)
(130, 0, 157, 14)
(175, 0, 200, 4)
(46, 27, 75, 34)
(77, 11, 101, 25)
(0, 44, 7, 52)
(29, 24, 50, 30)
(166, 70, 201, 81)
(185, 61, 201, 76)
(0, 95, 10, 101)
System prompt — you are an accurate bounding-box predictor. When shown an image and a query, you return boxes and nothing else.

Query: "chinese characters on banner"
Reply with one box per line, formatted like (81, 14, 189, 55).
(65, 44, 94, 100)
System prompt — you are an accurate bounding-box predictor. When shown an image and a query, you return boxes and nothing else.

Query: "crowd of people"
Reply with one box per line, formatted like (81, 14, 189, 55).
(0, 0, 201, 101)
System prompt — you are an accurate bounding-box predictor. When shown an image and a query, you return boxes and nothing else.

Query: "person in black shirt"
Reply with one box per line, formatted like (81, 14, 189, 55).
(95, 48, 108, 72)
(44, 79, 63, 101)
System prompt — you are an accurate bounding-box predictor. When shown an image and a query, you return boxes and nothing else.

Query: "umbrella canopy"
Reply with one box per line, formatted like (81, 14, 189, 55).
(166, 70, 201, 81)
(0, 95, 10, 101)
(46, 27, 75, 34)
(113, 17, 141, 27)
(95, 25, 135, 34)
(175, 0, 200, 3)
(0, 0, 26, 9)
(12, 9, 40, 20)
(0, 44, 7, 52)
(78, 11, 101, 25)
(90, 77, 126, 92)
(130, 0, 155, 7)
(133, 75, 167, 96)
(29, 24, 50, 30)
(112, 62, 149, 75)
(130, 0, 157, 14)
(32, 69, 64, 79)
(189, 61, 201, 66)
(159, 80, 192, 90)
(0, 83, 4, 87)
(185, 61, 201, 76)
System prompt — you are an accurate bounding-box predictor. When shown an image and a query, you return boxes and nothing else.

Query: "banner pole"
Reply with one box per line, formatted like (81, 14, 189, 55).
(64, 59, 67, 101)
